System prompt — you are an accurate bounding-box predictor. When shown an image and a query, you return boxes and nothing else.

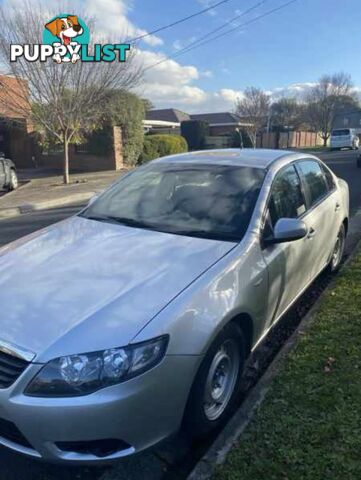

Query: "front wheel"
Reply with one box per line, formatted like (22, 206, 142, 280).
(329, 224, 346, 272)
(183, 323, 245, 438)
(8, 169, 18, 191)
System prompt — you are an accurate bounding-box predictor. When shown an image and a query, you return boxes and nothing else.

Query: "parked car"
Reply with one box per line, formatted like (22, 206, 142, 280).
(330, 128, 360, 150)
(0, 153, 18, 191)
(0, 149, 349, 463)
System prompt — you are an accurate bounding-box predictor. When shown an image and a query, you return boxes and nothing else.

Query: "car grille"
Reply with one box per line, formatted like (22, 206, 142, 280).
(0, 417, 33, 449)
(0, 350, 29, 389)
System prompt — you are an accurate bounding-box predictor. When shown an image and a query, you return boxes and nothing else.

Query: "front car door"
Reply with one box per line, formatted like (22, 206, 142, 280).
(261, 164, 311, 329)
(295, 159, 340, 282)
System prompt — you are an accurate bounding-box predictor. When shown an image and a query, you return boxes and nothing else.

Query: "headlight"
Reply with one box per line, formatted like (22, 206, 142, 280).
(25, 336, 168, 397)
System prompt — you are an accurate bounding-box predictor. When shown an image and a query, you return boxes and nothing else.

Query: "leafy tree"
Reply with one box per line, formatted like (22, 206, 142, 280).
(181, 120, 209, 150)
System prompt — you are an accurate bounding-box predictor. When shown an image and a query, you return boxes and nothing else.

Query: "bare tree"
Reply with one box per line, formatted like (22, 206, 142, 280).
(270, 97, 304, 130)
(304, 73, 357, 146)
(0, 1, 142, 183)
(235, 87, 270, 147)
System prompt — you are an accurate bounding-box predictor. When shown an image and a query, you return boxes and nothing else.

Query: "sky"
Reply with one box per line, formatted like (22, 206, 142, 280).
(3, 0, 361, 113)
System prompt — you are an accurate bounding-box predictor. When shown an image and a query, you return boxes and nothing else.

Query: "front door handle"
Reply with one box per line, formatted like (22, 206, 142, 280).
(335, 203, 341, 212)
(307, 227, 316, 239)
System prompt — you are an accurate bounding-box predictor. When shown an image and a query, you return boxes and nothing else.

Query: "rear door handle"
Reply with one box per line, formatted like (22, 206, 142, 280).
(307, 227, 316, 239)
(335, 203, 341, 212)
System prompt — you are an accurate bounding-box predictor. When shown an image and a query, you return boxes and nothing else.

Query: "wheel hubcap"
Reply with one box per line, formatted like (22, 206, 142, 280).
(203, 339, 240, 421)
(332, 231, 344, 268)
(11, 173, 18, 188)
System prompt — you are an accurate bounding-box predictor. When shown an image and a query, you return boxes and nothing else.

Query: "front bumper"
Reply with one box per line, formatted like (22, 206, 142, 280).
(0, 355, 200, 463)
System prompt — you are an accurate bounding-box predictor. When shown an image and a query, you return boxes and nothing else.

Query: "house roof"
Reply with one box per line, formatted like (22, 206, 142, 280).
(146, 108, 190, 123)
(189, 112, 247, 125)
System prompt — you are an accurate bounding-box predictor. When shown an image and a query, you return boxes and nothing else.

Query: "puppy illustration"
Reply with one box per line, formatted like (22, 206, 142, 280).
(45, 15, 83, 64)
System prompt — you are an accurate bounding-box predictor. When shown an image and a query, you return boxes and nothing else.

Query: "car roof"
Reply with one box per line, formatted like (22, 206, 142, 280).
(153, 148, 309, 169)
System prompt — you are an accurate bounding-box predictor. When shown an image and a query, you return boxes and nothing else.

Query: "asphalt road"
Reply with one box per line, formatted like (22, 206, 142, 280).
(0, 149, 360, 480)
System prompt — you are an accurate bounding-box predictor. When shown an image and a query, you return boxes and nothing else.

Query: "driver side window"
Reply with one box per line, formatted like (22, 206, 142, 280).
(269, 165, 306, 228)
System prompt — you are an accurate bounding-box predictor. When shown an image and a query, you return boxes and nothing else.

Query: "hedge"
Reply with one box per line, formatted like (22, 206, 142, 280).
(181, 120, 209, 151)
(139, 134, 188, 164)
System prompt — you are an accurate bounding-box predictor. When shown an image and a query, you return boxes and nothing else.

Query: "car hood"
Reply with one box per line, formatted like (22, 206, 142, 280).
(0, 216, 236, 362)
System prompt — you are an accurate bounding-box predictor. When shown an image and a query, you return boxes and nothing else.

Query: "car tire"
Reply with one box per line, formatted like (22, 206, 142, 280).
(183, 322, 246, 439)
(328, 224, 346, 273)
(8, 169, 18, 191)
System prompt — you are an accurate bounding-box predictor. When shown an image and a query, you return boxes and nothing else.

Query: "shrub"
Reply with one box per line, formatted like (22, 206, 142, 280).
(181, 120, 209, 150)
(106, 90, 146, 166)
(139, 134, 188, 164)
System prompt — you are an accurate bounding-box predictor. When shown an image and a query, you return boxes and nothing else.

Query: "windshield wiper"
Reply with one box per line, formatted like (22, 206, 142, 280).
(81, 213, 153, 230)
(169, 229, 241, 242)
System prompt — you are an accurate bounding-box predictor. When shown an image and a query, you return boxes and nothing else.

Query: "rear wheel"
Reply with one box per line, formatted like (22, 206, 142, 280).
(329, 224, 346, 272)
(8, 169, 18, 191)
(184, 323, 245, 438)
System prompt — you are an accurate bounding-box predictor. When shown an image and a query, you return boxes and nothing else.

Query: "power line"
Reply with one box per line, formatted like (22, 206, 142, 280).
(145, 0, 299, 71)
(166, 0, 270, 62)
(127, 0, 235, 43)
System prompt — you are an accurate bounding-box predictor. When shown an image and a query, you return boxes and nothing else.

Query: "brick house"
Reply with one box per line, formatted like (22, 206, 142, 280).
(144, 109, 252, 136)
(0, 73, 124, 172)
(0, 74, 35, 168)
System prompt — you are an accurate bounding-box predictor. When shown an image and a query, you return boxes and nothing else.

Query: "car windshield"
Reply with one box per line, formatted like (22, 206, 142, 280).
(332, 129, 350, 136)
(80, 163, 265, 242)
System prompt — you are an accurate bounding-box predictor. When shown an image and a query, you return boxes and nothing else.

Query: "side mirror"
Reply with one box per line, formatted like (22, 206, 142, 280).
(265, 218, 308, 245)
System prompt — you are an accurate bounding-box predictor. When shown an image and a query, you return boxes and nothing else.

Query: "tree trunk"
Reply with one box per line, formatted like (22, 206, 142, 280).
(63, 135, 69, 184)
(323, 136, 328, 147)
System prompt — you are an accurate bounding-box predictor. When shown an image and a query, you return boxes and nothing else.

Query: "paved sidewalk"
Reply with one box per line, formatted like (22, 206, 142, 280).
(0, 168, 127, 219)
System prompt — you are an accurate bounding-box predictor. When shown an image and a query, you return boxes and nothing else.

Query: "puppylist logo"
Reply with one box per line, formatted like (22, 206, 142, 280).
(10, 14, 130, 64)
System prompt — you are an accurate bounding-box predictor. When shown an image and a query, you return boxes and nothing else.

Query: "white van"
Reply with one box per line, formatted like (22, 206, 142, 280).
(330, 128, 360, 150)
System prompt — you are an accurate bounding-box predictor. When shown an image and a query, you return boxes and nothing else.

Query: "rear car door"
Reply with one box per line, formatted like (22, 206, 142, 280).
(0, 160, 5, 189)
(295, 159, 340, 282)
(261, 164, 311, 329)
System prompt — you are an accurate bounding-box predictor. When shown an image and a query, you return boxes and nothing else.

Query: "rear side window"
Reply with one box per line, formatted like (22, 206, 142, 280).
(268, 165, 306, 227)
(332, 129, 350, 136)
(297, 160, 328, 207)
(321, 164, 336, 191)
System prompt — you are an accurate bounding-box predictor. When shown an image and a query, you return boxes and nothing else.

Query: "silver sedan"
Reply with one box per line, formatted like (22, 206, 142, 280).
(0, 149, 349, 463)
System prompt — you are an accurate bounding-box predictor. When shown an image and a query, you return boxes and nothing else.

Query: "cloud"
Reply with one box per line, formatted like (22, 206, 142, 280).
(197, 0, 223, 16)
(3, 0, 163, 46)
(271, 82, 317, 100)
(85, 0, 163, 46)
(172, 36, 197, 51)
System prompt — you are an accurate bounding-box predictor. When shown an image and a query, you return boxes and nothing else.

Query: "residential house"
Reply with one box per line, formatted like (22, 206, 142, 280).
(0, 73, 125, 172)
(143, 108, 190, 134)
(0, 74, 34, 168)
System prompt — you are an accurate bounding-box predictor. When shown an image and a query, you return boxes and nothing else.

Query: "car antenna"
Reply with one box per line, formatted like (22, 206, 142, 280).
(235, 128, 244, 150)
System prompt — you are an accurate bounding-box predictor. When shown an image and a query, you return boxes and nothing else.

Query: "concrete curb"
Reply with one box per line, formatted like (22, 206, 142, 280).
(187, 212, 361, 480)
(0, 191, 97, 220)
